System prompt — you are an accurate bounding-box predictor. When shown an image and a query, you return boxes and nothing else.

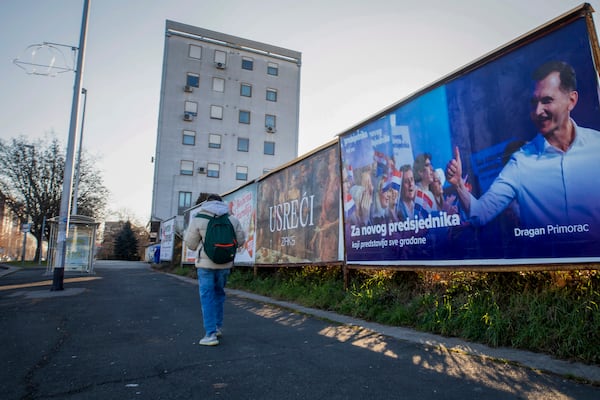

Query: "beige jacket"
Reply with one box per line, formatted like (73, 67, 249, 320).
(183, 200, 246, 269)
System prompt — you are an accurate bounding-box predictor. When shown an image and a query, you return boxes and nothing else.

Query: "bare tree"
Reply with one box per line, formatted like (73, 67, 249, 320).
(0, 135, 109, 261)
(110, 207, 145, 227)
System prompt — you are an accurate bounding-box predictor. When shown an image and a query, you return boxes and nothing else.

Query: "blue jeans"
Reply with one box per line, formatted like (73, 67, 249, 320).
(197, 268, 230, 336)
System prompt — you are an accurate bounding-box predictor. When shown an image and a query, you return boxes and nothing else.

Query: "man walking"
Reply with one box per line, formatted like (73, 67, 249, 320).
(184, 194, 246, 346)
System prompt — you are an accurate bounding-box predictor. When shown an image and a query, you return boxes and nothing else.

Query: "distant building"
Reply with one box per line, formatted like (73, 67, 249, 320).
(0, 191, 37, 261)
(151, 20, 302, 228)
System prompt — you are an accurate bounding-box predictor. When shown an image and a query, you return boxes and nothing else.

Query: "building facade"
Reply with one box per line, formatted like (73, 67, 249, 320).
(0, 191, 38, 261)
(151, 21, 302, 226)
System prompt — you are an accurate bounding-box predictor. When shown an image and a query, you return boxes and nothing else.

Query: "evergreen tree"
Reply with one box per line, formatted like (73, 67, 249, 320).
(113, 221, 139, 260)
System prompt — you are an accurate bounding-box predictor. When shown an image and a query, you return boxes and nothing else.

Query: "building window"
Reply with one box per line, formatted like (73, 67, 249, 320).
(178, 191, 192, 214)
(189, 45, 202, 59)
(207, 162, 220, 178)
(209, 133, 221, 149)
(240, 83, 252, 97)
(186, 73, 199, 88)
(180, 160, 194, 175)
(212, 77, 225, 92)
(236, 166, 248, 181)
(210, 105, 223, 120)
(184, 101, 198, 116)
(241, 57, 253, 70)
(267, 62, 278, 76)
(266, 88, 277, 102)
(182, 130, 196, 146)
(265, 114, 276, 130)
(237, 137, 249, 152)
(239, 110, 250, 124)
(264, 141, 275, 155)
(214, 50, 227, 67)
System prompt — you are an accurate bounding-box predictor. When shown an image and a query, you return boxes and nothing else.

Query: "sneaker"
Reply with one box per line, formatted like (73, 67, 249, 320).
(199, 334, 219, 346)
(216, 328, 223, 337)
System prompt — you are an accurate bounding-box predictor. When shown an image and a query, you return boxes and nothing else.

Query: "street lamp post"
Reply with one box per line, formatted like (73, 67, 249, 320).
(20, 223, 30, 264)
(51, 0, 91, 291)
(72, 87, 87, 216)
(38, 216, 46, 265)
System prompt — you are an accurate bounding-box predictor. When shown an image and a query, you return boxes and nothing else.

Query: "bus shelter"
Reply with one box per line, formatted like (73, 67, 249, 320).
(46, 215, 99, 274)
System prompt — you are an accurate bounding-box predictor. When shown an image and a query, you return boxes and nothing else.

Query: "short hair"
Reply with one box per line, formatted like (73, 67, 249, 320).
(399, 164, 413, 197)
(399, 164, 412, 174)
(207, 194, 223, 201)
(532, 61, 577, 92)
(413, 153, 432, 183)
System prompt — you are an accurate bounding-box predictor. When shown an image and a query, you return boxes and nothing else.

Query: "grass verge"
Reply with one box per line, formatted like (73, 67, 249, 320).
(227, 267, 600, 365)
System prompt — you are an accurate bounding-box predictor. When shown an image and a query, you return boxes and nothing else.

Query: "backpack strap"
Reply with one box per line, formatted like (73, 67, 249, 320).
(195, 212, 229, 219)
(194, 213, 210, 244)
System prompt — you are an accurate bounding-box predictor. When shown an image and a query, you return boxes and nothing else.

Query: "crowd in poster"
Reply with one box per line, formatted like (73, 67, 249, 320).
(340, 16, 600, 264)
(255, 144, 342, 264)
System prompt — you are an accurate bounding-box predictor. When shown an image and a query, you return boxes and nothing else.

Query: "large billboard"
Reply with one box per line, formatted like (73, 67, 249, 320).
(340, 9, 600, 265)
(256, 143, 342, 264)
(159, 217, 176, 262)
(223, 183, 257, 265)
(182, 205, 200, 264)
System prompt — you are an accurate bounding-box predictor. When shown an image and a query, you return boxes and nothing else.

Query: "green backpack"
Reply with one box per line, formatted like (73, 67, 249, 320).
(197, 213, 238, 264)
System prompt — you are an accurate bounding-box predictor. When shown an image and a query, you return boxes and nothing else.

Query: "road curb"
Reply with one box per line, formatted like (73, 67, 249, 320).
(0, 265, 21, 278)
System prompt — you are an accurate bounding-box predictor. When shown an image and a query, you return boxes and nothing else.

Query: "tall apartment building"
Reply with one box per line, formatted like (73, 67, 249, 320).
(151, 21, 301, 225)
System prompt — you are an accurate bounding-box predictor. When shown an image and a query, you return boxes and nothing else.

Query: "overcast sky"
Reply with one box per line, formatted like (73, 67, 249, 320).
(1, 0, 598, 224)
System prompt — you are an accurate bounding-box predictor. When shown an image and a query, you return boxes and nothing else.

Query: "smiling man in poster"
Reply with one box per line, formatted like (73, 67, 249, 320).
(445, 61, 600, 255)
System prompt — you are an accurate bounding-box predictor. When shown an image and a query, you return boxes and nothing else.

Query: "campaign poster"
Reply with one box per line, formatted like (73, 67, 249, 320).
(340, 12, 600, 265)
(223, 184, 257, 265)
(64, 224, 94, 271)
(159, 217, 175, 262)
(255, 144, 342, 264)
(182, 204, 201, 264)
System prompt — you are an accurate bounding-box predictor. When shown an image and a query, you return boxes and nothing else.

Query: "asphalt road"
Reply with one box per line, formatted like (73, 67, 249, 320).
(1, 260, 599, 399)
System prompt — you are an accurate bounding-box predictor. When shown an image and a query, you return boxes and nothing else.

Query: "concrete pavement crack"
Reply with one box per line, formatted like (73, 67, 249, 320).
(21, 317, 69, 400)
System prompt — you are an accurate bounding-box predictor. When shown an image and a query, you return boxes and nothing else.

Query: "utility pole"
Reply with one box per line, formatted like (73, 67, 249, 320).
(51, 0, 91, 291)
(72, 87, 87, 216)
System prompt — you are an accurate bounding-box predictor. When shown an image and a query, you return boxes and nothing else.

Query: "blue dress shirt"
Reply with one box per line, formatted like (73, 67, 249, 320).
(469, 121, 600, 232)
